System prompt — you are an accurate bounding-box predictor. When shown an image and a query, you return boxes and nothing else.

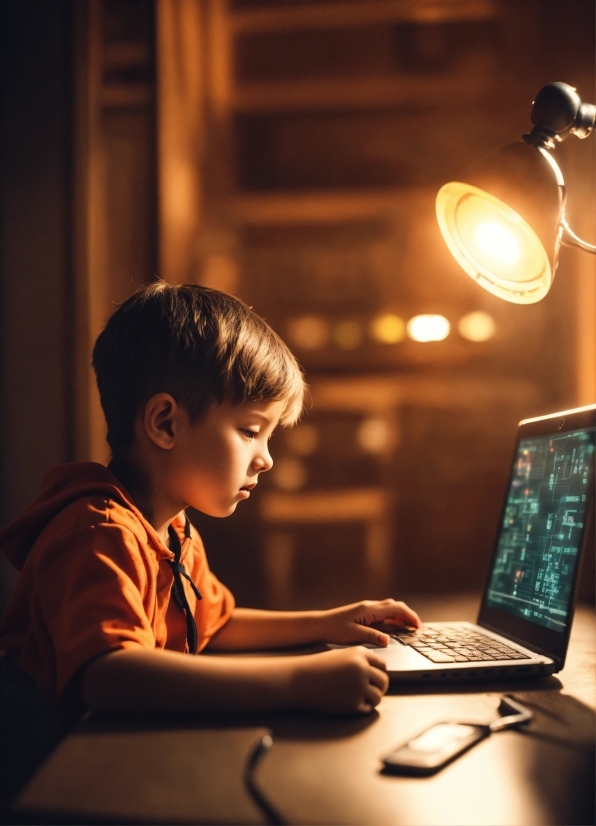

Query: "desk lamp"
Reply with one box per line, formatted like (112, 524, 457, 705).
(436, 83, 596, 304)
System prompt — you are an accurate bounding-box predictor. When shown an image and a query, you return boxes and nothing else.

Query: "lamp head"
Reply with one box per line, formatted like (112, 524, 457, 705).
(436, 83, 595, 304)
(436, 141, 565, 304)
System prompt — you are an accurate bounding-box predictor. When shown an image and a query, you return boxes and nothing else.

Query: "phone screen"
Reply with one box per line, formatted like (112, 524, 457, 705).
(382, 722, 489, 774)
(407, 723, 479, 752)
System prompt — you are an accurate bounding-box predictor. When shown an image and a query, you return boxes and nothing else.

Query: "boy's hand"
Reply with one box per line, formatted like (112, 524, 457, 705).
(293, 647, 389, 714)
(321, 599, 421, 647)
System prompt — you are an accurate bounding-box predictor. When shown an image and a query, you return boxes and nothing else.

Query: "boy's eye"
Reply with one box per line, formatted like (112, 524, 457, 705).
(241, 429, 258, 440)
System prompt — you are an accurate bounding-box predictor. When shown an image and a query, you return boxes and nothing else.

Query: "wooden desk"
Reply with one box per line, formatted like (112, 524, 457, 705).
(13, 598, 595, 826)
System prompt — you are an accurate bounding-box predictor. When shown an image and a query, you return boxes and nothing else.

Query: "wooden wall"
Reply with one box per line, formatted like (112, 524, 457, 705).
(0, 0, 75, 608)
(0, 0, 159, 611)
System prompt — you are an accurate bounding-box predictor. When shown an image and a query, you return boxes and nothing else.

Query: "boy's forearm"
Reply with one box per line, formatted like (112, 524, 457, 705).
(206, 607, 327, 651)
(80, 644, 391, 717)
(80, 647, 300, 714)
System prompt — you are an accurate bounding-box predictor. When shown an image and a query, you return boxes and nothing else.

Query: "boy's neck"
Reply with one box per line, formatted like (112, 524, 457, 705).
(107, 456, 162, 542)
(108, 455, 153, 518)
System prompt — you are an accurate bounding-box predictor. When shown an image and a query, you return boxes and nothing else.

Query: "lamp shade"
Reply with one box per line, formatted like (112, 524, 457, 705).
(436, 141, 565, 304)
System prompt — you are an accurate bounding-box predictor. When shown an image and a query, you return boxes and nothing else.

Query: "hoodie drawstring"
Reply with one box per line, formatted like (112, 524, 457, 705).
(167, 517, 202, 655)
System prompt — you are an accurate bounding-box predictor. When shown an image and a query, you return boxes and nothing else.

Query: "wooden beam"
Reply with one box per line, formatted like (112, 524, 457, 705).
(231, 0, 497, 35)
(156, 0, 205, 283)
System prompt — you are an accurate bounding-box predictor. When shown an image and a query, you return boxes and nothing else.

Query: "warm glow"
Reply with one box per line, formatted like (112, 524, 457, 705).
(370, 313, 406, 344)
(407, 314, 450, 342)
(357, 417, 392, 453)
(200, 253, 239, 294)
(333, 321, 362, 349)
(287, 315, 329, 350)
(436, 181, 552, 304)
(272, 457, 308, 491)
(285, 424, 320, 456)
(458, 311, 496, 342)
(474, 222, 520, 266)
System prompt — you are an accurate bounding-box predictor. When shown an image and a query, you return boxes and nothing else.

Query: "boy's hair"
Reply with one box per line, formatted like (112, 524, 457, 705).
(92, 283, 306, 454)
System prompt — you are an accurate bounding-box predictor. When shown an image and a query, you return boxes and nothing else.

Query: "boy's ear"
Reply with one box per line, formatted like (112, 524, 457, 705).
(142, 394, 179, 450)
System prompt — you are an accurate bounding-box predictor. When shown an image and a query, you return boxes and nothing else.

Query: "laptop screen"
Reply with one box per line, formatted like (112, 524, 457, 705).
(485, 426, 595, 633)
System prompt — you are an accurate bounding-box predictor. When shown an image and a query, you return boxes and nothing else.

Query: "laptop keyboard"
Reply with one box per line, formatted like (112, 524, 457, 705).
(391, 625, 532, 664)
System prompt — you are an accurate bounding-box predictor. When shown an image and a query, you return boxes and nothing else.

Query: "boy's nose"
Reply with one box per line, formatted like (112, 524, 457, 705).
(253, 446, 273, 473)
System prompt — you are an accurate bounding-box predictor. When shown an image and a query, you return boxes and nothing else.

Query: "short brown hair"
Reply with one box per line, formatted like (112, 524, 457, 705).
(92, 283, 306, 454)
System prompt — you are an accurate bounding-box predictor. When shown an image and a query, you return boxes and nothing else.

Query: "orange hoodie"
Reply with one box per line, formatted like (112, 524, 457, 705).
(0, 463, 234, 701)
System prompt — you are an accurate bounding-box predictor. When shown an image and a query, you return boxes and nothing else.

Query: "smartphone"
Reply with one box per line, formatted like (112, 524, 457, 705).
(382, 722, 490, 775)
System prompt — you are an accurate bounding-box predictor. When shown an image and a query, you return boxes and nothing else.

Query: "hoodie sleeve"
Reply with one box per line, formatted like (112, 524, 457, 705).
(0, 467, 237, 702)
(30, 522, 157, 699)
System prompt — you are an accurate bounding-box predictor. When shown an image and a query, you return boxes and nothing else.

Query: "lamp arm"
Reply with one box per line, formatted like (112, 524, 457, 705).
(560, 215, 596, 254)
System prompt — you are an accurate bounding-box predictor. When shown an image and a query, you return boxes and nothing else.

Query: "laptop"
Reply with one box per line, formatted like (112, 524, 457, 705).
(336, 404, 595, 682)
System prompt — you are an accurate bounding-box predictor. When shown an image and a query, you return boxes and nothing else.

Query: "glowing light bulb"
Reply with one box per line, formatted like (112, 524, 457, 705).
(436, 181, 553, 304)
(407, 314, 450, 342)
(474, 222, 520, 266)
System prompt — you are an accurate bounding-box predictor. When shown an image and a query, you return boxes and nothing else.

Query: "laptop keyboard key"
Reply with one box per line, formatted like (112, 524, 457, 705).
(407, 626, 535, 664)
(426, 652, 456, 663)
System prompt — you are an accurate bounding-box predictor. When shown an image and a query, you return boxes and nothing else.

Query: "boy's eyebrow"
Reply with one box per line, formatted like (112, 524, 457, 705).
(249, 412, 273, 423)
(245, 410, 280, 427)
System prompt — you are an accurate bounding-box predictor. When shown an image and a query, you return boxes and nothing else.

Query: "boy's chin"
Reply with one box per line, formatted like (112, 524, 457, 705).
(221, 503, 238, 517)
(197, 502, 239, 518)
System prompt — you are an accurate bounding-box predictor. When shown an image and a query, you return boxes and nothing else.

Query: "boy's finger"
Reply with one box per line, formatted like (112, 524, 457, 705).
(353, 624, 390, 646)
(364, 684, 385, 708)
(367, 664, 390, 692)
(370, 601, 421, 627)
(364, 650, 389, 672)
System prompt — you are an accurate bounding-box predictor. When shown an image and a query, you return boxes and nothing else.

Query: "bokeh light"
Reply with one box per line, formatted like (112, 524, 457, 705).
(357, 417, 391, 454)
(332, 320, 362, 349)
(407, 314, 450, 342)
(370, 313, 406, 344)
(285, 423, 320, 456)
(272, 457, 308, 491)
(458, 311, 496, 342)
(287, 315, 329, 349)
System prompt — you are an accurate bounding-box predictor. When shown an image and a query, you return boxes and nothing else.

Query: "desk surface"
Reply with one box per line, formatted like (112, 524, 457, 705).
(14, 597, 596, 826)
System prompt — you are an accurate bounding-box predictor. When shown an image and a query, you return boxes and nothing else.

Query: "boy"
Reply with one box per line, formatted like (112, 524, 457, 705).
(0, 284, 420, 719)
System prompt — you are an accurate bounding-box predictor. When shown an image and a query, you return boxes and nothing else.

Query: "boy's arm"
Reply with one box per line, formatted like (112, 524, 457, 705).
(206, 600, 421, 651)
(80, 645, 389, 716)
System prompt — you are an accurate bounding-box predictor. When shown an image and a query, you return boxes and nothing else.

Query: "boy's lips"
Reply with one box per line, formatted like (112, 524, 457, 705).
(239, 483, 257, 498)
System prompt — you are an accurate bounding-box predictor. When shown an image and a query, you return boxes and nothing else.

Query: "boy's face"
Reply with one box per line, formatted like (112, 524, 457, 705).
(168, 398, 284, 517)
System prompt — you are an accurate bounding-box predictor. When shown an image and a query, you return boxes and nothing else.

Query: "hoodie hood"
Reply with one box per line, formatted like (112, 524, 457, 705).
(0, 463, 152, 571)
